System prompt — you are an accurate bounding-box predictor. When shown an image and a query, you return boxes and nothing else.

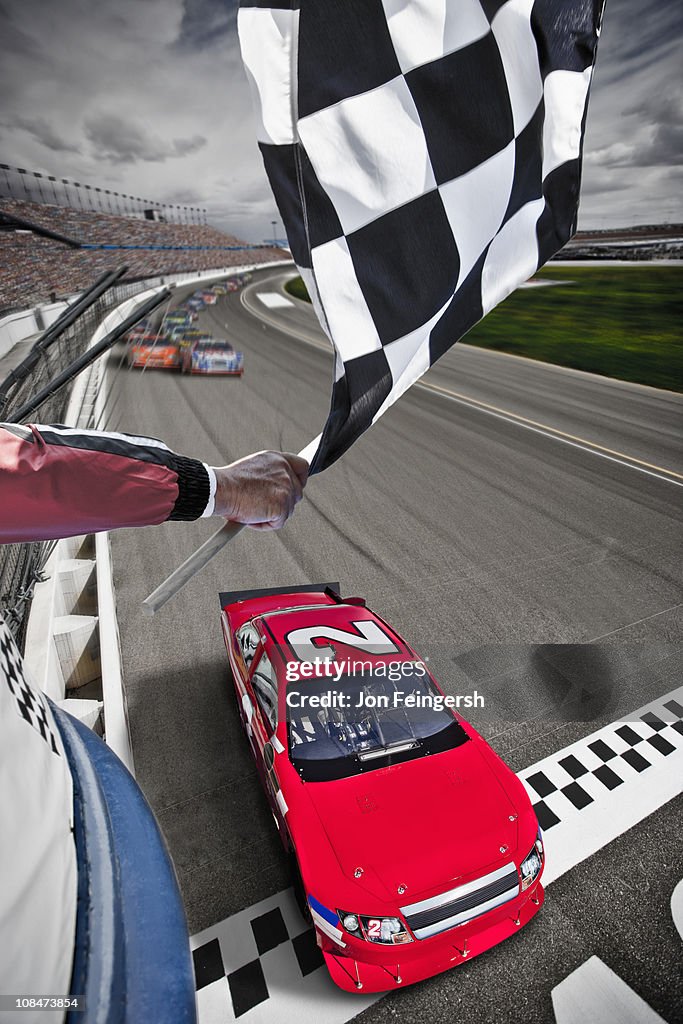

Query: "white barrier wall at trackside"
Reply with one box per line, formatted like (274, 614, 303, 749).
(23, 260, 291, 771)
(0, 300, 83, 357)
(0, 258, 291, 359)
(0, 308, 39, 357)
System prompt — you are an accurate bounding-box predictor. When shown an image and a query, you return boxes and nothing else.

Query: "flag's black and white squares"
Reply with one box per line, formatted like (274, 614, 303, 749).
(237, 4, 301, 147)
(299, 75, 437, 236)
(238, 0, 604, 471)
(0, 619, 60, 755)
(385, 0, 494, 75)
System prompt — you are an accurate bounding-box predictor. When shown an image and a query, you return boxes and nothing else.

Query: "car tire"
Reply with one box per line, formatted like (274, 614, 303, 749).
(290, 853, 312, 926)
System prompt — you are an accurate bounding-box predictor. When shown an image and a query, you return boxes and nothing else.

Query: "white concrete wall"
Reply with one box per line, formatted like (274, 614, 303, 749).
(39, 301, 71, 330)
(0, 308, 39, 357)
(23, 260, 290, 764)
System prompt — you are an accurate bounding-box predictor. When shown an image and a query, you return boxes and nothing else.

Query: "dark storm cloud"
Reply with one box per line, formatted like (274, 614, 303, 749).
(83, 113, 206, 164)
(626, 89, 683, 167)
(165, 187, 205, 203)
(172, 134, 209, 157)
(172, 0, 238, 51)
(0, 2, 40, 54)
(584, 85, 682, 172)
(579, 165, 631, 196)
(596, 0, 682, 84)
(2, 115, 81, 154)
(578, 0, 682, 225)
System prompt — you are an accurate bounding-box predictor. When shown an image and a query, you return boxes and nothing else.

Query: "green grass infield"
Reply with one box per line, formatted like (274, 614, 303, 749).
(285, 264, 682, 392)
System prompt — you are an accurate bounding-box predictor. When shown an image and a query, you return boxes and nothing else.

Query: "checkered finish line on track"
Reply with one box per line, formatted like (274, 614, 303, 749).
(520, 687, 683, 885)
(191, 685, 683, 1021)
(238, 0, 605, 472)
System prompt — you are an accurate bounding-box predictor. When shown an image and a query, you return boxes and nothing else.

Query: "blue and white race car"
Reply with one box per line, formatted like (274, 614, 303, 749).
(181, 338, 244, 376)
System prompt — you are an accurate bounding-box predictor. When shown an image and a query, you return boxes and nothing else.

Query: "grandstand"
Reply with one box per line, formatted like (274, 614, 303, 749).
(0, 196, 284, 314)
(3, 160, 679, 313)
(557, 223, 683, 261)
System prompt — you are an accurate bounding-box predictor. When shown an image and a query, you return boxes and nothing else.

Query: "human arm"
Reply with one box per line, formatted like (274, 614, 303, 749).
(0, 423, 307, 543)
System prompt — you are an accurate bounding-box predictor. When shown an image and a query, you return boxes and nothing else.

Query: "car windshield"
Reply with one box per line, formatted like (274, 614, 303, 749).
(287, 668, 469, 781)
(196, 340, 233, 351)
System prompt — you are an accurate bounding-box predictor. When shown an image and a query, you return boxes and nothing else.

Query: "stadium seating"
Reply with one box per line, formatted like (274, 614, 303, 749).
(0, 198, 282, 313)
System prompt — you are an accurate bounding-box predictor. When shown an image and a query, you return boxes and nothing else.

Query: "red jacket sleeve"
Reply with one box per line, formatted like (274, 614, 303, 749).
(0, 423, 212, 542)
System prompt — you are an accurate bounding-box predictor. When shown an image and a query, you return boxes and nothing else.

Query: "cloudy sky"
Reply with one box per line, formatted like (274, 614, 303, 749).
(0, 0, 680, 241)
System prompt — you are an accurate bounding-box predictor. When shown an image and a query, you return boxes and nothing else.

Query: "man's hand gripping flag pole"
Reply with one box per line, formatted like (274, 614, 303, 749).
(141, 434, 321, 615)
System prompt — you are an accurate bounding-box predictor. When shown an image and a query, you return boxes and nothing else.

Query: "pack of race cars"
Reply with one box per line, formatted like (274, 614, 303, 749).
(127, 274, 250, 375)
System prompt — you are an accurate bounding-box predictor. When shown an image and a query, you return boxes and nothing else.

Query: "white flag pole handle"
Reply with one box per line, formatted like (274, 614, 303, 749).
(142, 520, 246, 616)
(141, 435, 321, 616)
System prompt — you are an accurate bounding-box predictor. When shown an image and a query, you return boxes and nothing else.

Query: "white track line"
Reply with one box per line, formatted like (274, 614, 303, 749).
(259, 292, 295, 309)
(671, 879, 683, 943)
(551, 956, 668, 1024)
(418, 380, 683, 488)
(519, 686, 683, 884)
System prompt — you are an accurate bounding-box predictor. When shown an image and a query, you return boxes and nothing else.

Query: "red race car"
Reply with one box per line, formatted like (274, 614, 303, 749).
(220, 585, 544, 993)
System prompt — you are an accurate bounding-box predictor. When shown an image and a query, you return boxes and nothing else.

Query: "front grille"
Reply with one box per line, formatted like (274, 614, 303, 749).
(401, 863, 520, 940)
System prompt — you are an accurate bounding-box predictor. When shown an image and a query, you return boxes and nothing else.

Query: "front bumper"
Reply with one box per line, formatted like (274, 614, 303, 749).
(189, 367, 243, 375)
(321, 882, 544, 993)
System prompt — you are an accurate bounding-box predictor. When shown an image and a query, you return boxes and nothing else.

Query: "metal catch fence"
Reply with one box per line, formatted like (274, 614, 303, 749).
(0, 269, 160, 646)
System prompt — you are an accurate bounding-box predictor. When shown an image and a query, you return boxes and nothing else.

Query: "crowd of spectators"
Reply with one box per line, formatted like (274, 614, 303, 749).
(0, 198, 285, 314)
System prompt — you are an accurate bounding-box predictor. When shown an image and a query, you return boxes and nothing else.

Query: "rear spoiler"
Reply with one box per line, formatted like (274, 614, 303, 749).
(219, 583, 341, 609)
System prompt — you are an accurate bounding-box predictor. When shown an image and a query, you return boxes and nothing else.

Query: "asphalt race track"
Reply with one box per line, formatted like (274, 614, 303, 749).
(107, 267, 683, 1023)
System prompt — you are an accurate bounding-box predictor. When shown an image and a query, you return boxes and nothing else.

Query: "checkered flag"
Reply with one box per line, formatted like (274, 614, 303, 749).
(239, 0, 604, 472)
(0, 619, 60, 755)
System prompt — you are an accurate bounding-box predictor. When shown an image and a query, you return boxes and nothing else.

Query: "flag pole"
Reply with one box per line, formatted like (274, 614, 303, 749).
(141, 434, 321, 615)
(141, 520, 246, 616)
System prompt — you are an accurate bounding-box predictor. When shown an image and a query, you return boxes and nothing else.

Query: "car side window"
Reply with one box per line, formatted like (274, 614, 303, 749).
(250, 652, 278, 734)
(236, 623, 260, 670)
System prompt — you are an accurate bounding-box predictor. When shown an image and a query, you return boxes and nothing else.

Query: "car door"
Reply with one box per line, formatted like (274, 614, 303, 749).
(245, 649, 285, 827)
(233, 622, 261, 738)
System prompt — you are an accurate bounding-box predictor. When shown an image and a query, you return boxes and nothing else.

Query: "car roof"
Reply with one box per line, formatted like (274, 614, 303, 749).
(258, 602, 412, 678)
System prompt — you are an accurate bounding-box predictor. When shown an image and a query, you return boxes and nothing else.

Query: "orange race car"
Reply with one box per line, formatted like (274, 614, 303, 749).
(128, 336, 181, 370)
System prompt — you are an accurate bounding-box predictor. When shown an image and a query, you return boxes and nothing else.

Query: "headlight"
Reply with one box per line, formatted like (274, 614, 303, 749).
(536, 826, 544, 858)
(362, 916, 413, 944)
(520, 837, 543, 891)
(338, 910, 413, 944)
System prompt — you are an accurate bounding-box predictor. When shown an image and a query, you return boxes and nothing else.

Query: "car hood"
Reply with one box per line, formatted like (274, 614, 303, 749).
(305, 740, 521, 904)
